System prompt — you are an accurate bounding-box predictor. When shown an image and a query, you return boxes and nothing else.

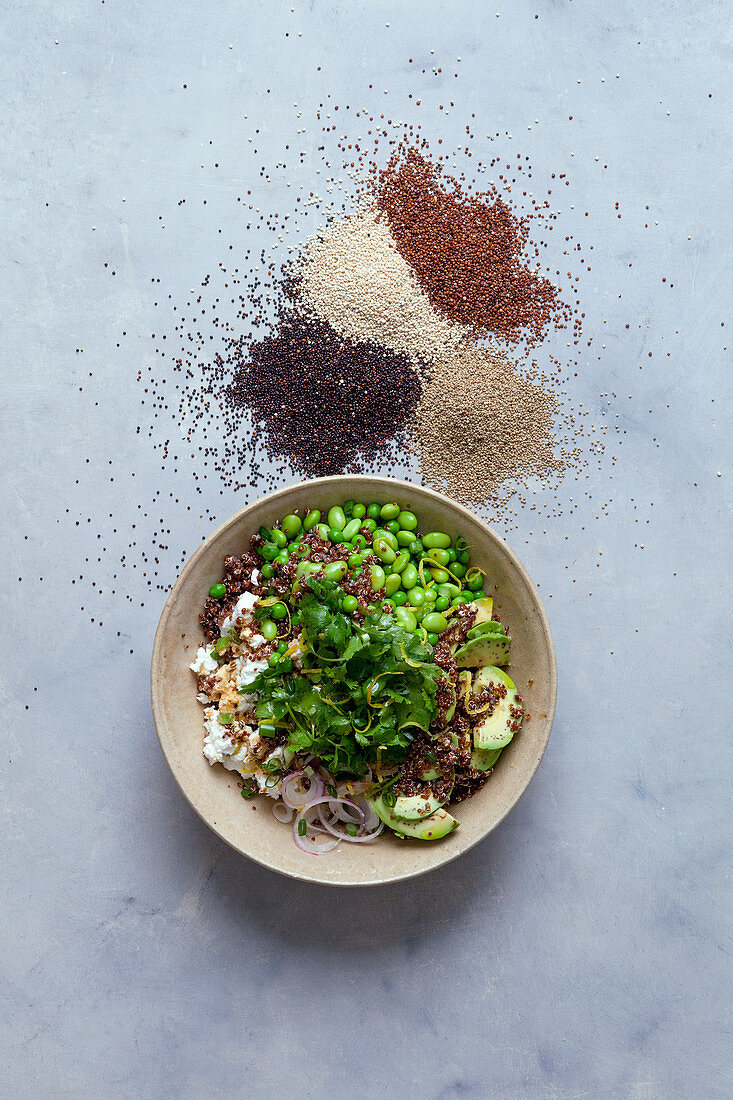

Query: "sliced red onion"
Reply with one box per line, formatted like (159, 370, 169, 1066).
(280, 770, 325, 809)
(328, 798, 364, 825)
(272, 800, 293, 824)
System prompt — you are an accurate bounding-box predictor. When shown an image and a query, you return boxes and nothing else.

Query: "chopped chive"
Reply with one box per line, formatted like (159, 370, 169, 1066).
(345, 823, 359, 837)
(297, 819, 307, 836)
(383, 791, 396, 808)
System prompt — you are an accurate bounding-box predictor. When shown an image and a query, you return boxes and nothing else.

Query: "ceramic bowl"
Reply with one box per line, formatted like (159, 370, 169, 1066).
(151, 476, 557, 886)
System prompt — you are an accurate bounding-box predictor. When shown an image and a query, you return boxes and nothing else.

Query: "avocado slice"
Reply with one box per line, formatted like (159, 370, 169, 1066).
(369, 795, 459, 840)
(467, 620, 506, 641)
(472, 666, 523, 751)
(471, 746, 503, 771)
(392, 789, 445, 820)
(471, 596, 494, 624)
(455, 632, 510, 668)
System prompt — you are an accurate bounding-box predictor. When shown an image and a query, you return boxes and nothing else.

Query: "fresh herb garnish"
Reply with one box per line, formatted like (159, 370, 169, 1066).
(247, 577, 442, 776)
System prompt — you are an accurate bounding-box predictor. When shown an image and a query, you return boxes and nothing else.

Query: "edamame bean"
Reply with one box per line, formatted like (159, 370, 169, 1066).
(422, 612, 448, 634)
(380, 501, 401, 521)
(270, 528, 288, 548)
(327, 505, 346, 531)
(260, 619, 278, 641)
(423, 532, 452, 550)
(437, 582, 461, 598)
(350, 534, 368, 552)
(351, 503, 366, 519)
(303, 509, 321, 531)
(397, 510, 418, 531)
(396, 529, 414, 547)
(391, 551, 409, 574)
(373, 528, 398, 551)
(282, 514, 302, 538)
(209, 583, 226, 599)
(428, 548, 450, 567)
(323, 561, 348, 582)
(408, 539, 423, 556)
(401, 563, 418, 590)
(395, 607, 417, 632)
(408, 587, 426, 608)
(341, 594, 359, 613)
(451, 562, 466, 578)
(342, 517, 362, 541)
(446, 548, 457, 563)
(392, 591, 408, 606)
(373, 537, 396, 565)
(366, 503, 381, 520)
(384, 573, 402, 597)
(328, 528, 345, 543)
(315, 523, 330, 540)
(370, 564, 386, 591)
(423, 587, 437, 603)
(270, 602, 288, 621)
(434, 595, 450, 611)
(275, 549, 289, 564)
(258, 542, 279, 561)
(429, 567, 450, 584)
(361, 517, 377, 533)
(348, 553, 363, 569)
(383, 520, 398, 536)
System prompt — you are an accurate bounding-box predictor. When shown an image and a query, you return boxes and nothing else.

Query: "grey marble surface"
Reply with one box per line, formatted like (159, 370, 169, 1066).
(2, 1, 731, 1097)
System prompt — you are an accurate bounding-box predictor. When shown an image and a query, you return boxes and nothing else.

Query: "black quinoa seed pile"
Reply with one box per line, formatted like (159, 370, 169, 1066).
(224, 310, 423, 476)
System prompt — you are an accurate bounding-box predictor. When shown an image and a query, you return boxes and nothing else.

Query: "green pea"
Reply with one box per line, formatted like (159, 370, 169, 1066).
(260, 563, 276, 580)
(350, 535, 368, 553)
(260, 619, 278, 641)
(327, 505, 346, 531)
(391, 551, 409, 574)
(303, 509, 321, 532)
(385, 573, 402, 596)
(451, 562, 467, 578)
(275, 549, 289, 564)
(270, 602, 288, 621)
(268, 652, 282, 667)
(373, 537, 396, 565)
(423, 587, 437, 603)
(395, 607, 417, 632)
(370, 564, 386, 591)
(457, 549, 471, 565)
(384, 520, 399, 536)
(408, 587, 426, 608)
(270, 528, 288, 548)
(324, 561, 348, 582)
(396, 529, 414, 547)
(451, 596, 464, 607)
(361, 517, 377, 533)
(373, 528, 398, 551)
(351, 503, 366, 519)
(422, 612, 448, 633)
(348, 553, 363, 569)
(401, 563, 418, 590)
(423, 532, 452, 550)
(466, 574, 485, 591)
(397, 510, 418, 532)
(392, 591, 408, 606)
(446, 548, 457, 563)
(428, 548, 450, 567)
(366, 503, 382, 519)
(341, 594, 358, 613)
(209, 583, 226, 599)
(342, 517, 362, 541)
(380, 501, 401, 521)
(435, 595, 450, 611)
(429, 567, 450, 584)
(282, 514, 302, 538)
(426, 632, 438, 645)
(315, 523, 330, 540)
(408, 539, 423, 556)
(328, 528, 345, 543)
(258, 543, 279, 562)
(277, 640, 290, 654)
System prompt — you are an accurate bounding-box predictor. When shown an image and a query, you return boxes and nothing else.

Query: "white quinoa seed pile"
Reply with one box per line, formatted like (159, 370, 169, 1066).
(296, 204, 469, 363)
(412, 346, 566, 507)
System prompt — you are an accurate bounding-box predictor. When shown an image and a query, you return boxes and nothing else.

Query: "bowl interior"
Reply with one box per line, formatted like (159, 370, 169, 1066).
(151, 476, 556, 886)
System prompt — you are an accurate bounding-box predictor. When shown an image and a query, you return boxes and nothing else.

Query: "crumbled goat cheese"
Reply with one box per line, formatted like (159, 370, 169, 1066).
(190, 646, 218, 674)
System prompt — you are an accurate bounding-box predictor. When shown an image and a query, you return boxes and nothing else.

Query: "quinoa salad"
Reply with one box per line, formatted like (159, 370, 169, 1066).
(190, 497, 525, 853)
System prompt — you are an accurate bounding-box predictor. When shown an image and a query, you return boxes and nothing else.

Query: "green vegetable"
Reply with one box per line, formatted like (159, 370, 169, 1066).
(327, 505, 346, 531)
(366, 503, 381, 519)
(282, 514, 302, 538)
(209, 583, 226, 599)
(397, 510, 418, 531)
(423, 532, 452, 550)
(261, 619, 278, 641)
(218, 712, 234, 725)
(303, 509, 321, 531)
(380, 502, 400, 521)
(271, 602, 288, 620)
